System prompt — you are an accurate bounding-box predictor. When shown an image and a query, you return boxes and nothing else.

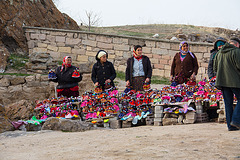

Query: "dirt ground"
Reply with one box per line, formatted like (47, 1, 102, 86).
(0, 123, 239, 160)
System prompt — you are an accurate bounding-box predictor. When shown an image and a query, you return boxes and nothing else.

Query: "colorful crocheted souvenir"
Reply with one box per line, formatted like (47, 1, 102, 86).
(48, 69, 57, 79)
(72, 68, 81, 78)
(143, 82, 151, 91)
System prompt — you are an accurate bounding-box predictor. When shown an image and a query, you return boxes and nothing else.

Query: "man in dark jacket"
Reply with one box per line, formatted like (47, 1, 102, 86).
(214, 43, 240, 131)
(229, 37, 240, 48)
(91, 50, 116, 90)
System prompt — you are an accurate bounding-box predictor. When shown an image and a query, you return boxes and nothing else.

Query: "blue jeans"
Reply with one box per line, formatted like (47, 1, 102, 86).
(222, 87, 240, 130)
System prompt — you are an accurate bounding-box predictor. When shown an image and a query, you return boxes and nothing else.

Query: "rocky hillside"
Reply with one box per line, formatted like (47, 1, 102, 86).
(0, 0, 80, 72)
(0, 0, 80, 54)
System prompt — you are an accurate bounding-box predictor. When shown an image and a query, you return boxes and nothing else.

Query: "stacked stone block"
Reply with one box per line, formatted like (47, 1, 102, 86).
(217, 101, 226, 123)
(154, 105, 163, 126)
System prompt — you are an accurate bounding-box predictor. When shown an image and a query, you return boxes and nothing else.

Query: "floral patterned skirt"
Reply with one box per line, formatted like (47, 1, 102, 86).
(132, 76, 145, 91)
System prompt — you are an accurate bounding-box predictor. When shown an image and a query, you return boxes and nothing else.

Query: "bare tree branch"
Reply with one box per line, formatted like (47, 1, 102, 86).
(80, 10, 101, 31)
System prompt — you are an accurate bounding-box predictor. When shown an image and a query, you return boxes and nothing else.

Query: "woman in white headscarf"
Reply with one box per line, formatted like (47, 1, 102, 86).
(91, 50, 116, 90)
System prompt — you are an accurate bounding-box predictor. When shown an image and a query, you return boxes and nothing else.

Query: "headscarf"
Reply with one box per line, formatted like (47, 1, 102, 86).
(97, 51, 107, 59)
(133, 45, 142, 61)
(61, 56, 71, 71)
(179, 41, 195, 58)
(216, 41, 225, 48)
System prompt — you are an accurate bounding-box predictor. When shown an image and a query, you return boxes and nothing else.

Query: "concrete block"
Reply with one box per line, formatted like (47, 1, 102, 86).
(113, 37, 128, 44)
(56, 36, 65, 43)
(152, 69, 164, 76)
(39, 34, 46, 40)
(72, 49, 86, 55)
(142, 47, 152, 54)
(46, 35, 55, 42)
(77, 55, 88, 62)
(96, 35, 112, 43)
(30, 34, 39, 40)
(82, 40, 97, 47)
(97, 42, 113, 49)
(156, 42, 171, 49)
(145, 41, 156, 47)
(58, 47, 71, 53)
(114, 44, 130, 51)
(66, 38, 81, 45)
(153, 64, 164, 69)
(191, 45, 208, 53)
(33, 48, 47, 53)
(150, 58, 159, 64)
(86, 51, 96, 57)
(154, 121, 162, 126)
(47, 45, 58, 52)
(152, 48, 168, 55)
(88, 34, 96, 40)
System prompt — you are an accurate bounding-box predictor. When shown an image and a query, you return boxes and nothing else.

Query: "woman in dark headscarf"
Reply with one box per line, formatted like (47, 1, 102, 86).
(170, 41, 199, 84)
(125, 45, 152, 91)
(208, 38, 226, 80)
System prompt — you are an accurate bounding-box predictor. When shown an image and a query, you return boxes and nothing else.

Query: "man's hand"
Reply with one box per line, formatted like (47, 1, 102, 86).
(126, 80, 130, 87)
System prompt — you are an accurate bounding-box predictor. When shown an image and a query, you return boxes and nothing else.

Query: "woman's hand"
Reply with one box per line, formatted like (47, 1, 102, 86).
(190, 73, 196, 80)
(145, 78, 150, 83)
(105, 79, 111, 84)
(94, 82, 99, 86)
(126, 80, 130, 87)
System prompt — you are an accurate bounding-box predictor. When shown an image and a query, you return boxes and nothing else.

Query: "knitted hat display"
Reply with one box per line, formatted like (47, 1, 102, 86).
(186, 79, 196, 86)
(143, 82, 151, 91)
(72, 68, 81, 78)
(94, 86, 102, 93)
(104, 82, 112, 90)
(48, 69, 57, 79)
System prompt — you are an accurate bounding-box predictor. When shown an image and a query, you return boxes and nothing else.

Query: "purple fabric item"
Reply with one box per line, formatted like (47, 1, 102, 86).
(179, 41, 195, 58)
(11, 121, 27, 129)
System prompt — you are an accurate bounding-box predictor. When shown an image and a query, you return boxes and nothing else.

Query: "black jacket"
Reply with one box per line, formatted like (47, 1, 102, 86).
(52, 65, 82, 89)
(208, 37, 226, 79)
(91, 61, 116, 87)
(126, 55, 152, 85)
(207, 50, 217, 79)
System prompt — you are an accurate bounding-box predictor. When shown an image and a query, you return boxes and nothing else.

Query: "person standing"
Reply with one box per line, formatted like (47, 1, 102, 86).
(214, 42, 240, 131)
(50, 56, 82, 97)
(208, 38, 226, 79)
(91, 50, 116, 90)
(229, 37, 240, 48)
(126, 45, 152, 91)
(170, 41, 199, 84)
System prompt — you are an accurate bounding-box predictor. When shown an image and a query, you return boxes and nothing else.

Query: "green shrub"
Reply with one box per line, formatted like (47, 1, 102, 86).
(151, 76, 170, 85)
(0, 73, 32, 76)
(7, 54, 28, 70)
(116, 71, 125, 81)
(116, 71, 170, 85)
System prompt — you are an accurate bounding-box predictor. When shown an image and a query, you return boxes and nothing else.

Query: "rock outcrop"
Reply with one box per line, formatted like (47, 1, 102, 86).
(4, 100, 34, 121)
(42, 117, 93, 132)
(26, 52, 58, 73)
(0, 104, 15, 133)
(0, 0, 80, 59)
(0, 42, 10, 73)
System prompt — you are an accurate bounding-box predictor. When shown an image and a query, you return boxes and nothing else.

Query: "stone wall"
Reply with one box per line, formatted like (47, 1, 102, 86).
(0, 73, 94, 106)
(24, 26, 213, 80)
